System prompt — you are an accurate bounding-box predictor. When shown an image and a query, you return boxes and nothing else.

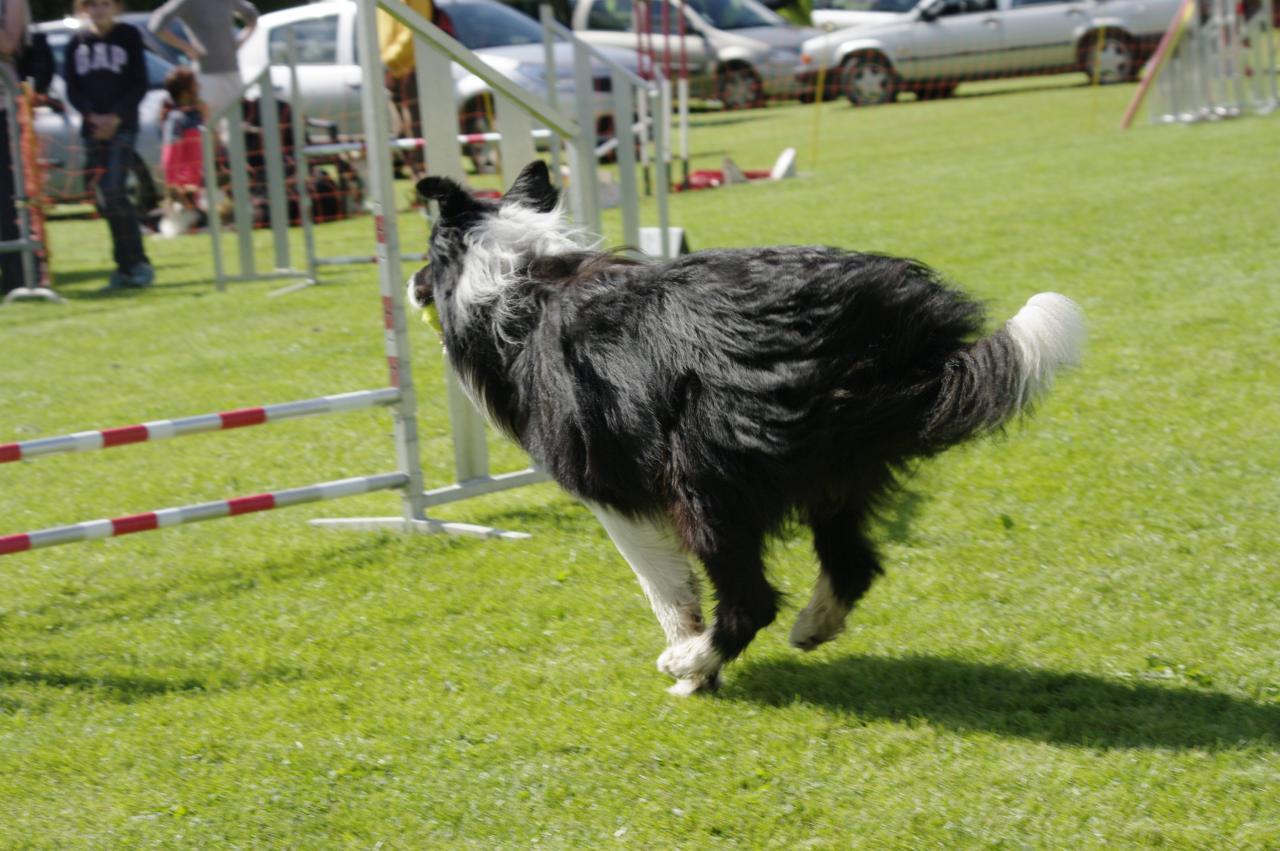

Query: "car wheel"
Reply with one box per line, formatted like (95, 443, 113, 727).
(842, 54, 897, 107)
(1084, 32, 1136, 84)
(460, 98, 499, 175)
(718, 65, 764, 110)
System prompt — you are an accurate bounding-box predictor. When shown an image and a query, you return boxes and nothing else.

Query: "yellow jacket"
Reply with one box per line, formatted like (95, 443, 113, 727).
(378, 0, 435, 78)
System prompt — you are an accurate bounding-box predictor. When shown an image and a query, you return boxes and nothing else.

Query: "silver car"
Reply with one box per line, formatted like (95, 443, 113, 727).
(570, 0, 820, 108)
(238, 0, 640, 170)
(798, 0, 1179, 105)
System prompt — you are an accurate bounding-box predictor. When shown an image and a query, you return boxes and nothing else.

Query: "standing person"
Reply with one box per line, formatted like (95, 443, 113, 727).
(378, 0, 435, 181)
(0, 0, 29, 295)
(65, 0, 153, 289)
(149, 0, 258, 118)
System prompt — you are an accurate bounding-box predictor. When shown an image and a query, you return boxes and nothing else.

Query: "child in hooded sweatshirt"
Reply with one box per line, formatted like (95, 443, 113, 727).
(64, 0, 153, 289)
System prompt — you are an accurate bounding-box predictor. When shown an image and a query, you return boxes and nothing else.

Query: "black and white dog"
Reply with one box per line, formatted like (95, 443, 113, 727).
(409, 161, 1085, 695)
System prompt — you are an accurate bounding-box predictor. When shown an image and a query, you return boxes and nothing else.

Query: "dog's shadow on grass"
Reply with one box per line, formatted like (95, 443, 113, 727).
(727, 654, 1280, 751)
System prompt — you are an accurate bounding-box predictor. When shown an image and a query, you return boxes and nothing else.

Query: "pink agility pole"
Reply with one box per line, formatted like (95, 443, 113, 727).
(0, 473, 408, 556)
(0, 388, 400, 464)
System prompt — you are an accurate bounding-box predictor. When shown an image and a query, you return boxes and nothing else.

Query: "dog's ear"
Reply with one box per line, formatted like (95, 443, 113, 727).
(417, 176, 483, 223)
(502, 160, 558, 214)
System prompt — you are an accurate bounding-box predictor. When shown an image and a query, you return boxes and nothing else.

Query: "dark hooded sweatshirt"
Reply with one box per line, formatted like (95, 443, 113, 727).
(63, 20, 148, 138)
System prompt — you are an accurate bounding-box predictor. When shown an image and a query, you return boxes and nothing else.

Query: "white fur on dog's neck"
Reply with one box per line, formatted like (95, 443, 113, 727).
(455, 203, 588, 323)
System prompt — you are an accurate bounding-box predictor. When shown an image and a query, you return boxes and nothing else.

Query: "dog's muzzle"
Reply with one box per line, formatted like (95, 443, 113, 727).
(407, 267, 434, 309)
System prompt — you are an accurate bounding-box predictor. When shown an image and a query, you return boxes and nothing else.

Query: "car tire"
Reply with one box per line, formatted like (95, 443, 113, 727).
(842, 54, 897, 107)
(1083, 31, 1136, 84)
(718, 65, 764, 110)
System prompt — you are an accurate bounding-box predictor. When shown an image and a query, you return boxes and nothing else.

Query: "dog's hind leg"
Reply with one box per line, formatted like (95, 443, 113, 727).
(588, 505, 710, 694)
(790, 508, 884, 651)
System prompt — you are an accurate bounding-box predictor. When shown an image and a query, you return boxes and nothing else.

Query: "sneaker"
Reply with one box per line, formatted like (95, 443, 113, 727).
(103, 269, 129, 291)
(126, 262, 155, 288)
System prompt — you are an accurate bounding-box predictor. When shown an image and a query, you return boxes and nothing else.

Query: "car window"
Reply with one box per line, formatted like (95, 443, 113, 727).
(268, 15, 340, 65)
(813, 0, 918, 10)
(445, 2, 551, 48)
(645, 1, 689, 32)
(588, 0, 635, 30)
(930, 0, 993, 14)
(685, 0, 788, 28)
(1010, 0, 1075, 6)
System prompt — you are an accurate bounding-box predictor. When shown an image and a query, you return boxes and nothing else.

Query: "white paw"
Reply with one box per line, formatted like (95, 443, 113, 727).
(789, 601, 849, 651)
(666, 675, 721, 696)
(657, 633, 723, 683)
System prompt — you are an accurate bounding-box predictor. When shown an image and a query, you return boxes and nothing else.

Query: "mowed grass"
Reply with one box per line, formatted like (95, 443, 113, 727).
(1, 79, 1278, 847)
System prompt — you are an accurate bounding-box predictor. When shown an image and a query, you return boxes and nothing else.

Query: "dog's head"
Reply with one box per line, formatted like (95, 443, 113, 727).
(407, 160, 562, 330)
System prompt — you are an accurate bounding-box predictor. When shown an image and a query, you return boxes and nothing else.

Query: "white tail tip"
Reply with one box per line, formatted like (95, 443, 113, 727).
(1007, 292, 1086, 405)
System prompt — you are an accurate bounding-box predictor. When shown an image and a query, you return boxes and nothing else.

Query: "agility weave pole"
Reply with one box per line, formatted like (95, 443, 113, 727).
(1122, 0, 1278, 127)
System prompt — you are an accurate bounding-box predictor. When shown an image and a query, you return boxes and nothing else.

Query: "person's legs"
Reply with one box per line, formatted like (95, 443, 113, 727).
(0, 113, 25, 294)
(93, 131, 151, 284)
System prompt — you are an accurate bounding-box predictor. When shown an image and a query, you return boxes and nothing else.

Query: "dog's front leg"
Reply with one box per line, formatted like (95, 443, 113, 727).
(587, 504, 713, 695)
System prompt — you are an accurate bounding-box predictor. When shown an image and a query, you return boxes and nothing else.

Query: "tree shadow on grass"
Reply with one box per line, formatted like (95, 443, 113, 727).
(727, 654, 1280, 751)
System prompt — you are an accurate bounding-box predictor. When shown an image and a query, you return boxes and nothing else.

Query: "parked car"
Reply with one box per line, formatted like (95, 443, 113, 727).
(798, 0, 1178, 105)
(811, 0, 918, 31)
(569, 0, 821, 108)
(29, 17, 176, 210)
(237, 0, 641, 172)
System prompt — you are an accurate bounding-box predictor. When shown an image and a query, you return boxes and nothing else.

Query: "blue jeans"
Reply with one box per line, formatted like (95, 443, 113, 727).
(86, 129, 149, 272)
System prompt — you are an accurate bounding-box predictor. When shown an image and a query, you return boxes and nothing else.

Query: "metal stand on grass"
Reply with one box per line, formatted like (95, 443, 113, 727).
(202, 67, 312, 293)
(1124, 0, 1277, 126)
(0, 66, 58, 306)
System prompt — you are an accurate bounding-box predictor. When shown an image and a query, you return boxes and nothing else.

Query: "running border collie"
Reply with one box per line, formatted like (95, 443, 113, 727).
(409, 161, 1085, 695)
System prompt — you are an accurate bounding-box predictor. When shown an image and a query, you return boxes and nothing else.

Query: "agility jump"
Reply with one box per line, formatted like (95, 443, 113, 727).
(0, 0, 660, 558)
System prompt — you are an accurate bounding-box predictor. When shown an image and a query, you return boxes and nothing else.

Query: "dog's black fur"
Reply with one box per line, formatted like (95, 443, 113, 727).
(410, 161, 1083, 688)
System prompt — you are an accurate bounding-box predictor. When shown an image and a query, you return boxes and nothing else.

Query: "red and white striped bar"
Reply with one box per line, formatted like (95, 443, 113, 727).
(0, 472, 409, 556)
(0, 388, 400, 465)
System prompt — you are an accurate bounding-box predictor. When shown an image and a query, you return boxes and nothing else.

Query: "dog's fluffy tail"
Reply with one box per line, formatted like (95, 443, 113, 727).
(923, 292, 1085, 446)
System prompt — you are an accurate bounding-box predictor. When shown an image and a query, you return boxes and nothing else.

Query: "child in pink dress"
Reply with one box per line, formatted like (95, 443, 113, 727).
(160, 66, 207, 194)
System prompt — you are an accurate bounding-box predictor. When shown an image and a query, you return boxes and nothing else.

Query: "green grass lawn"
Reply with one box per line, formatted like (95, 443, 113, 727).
(1, 80, 1278, 847)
